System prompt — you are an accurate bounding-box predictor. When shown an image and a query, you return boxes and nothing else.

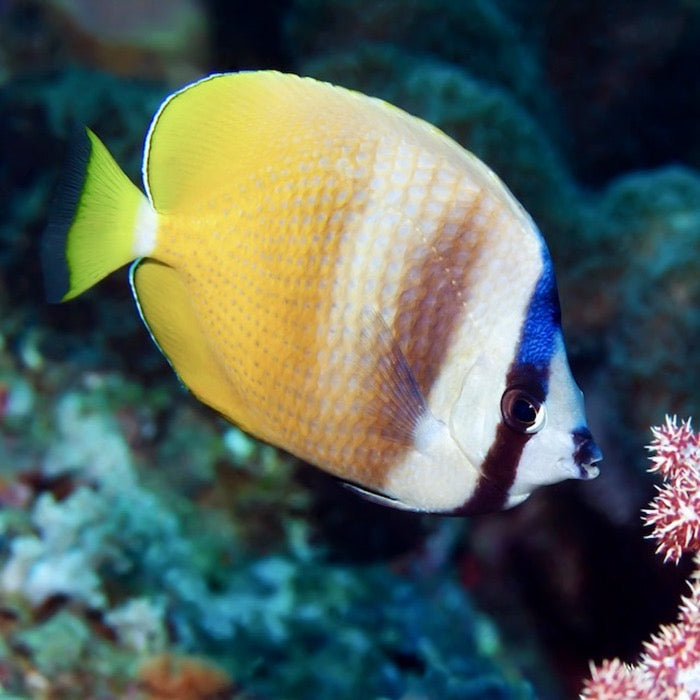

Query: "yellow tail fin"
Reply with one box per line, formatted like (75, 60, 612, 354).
(42, 128, 157, 302)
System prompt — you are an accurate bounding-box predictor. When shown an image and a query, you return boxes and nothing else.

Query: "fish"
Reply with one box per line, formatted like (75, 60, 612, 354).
(41, 70, 601, 514)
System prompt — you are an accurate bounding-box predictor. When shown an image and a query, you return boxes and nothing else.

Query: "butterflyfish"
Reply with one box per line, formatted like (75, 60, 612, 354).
(42, 70, 601, 514)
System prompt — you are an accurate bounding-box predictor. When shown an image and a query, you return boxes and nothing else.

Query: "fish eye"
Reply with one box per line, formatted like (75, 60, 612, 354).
(501, 388, 546, 434)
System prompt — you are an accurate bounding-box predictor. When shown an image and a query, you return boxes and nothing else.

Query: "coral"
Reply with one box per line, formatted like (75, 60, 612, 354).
(582, 417, 700, 698)
(583, 658, 650, 699)
(588, 168, 700, 438)
(136, 653, 236, 700)
(0, 391, 183, 612)
(15, 610, 92, 676)
(644, 418, 700, 563)
(1, 490, 108, 608)
(105, 598, 167, 654)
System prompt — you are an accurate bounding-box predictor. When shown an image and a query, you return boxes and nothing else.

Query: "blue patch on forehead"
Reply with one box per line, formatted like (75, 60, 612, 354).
(515, 243, 561, 371)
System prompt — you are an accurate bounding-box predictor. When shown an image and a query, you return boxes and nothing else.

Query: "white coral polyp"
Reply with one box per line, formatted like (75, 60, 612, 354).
(0, 536, 43, 596)
(24, 550, 104, 608)
(0, 535, 104, 608)
(42, 392, 135, 491)
(104, 597, 167, 653)
(678, 663, 700, 694)
(0, 488, 111, 608)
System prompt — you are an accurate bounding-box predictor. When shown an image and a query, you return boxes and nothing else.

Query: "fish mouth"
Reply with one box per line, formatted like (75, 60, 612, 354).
(572, 427, 602, 479)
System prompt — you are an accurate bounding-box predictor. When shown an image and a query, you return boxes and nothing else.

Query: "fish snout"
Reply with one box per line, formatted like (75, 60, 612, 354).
(572, 427, 602, 479)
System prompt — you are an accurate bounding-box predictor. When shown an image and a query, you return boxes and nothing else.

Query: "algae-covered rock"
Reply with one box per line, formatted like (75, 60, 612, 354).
(16, 610, 91, 675)
(287, 0, 558, 133)
(595, 167, 700, 433)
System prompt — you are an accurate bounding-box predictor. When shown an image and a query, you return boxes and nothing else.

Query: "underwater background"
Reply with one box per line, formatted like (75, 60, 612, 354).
(0, 0, 699, 698)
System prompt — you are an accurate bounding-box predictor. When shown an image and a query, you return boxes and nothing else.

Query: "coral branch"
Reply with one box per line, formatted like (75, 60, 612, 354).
(582, 416, 700, 699)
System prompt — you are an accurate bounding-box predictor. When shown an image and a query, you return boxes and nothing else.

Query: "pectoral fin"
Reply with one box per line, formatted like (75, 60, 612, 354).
(361, 310, 427, 446)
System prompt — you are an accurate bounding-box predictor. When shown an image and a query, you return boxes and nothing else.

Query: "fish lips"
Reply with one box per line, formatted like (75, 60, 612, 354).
(572, 426, 602, 479)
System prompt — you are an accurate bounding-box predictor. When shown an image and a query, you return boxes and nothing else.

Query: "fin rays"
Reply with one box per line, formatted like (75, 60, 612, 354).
(41, 128, 150, 302)
(362, 311, 427, 446)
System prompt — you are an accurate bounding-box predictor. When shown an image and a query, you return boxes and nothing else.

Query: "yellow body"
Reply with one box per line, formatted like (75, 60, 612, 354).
(44, 71, 593, 513)
(134, 73, 533, 495)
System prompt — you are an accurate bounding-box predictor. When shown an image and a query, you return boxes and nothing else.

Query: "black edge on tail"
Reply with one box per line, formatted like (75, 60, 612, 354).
(41, 127, 91, 303)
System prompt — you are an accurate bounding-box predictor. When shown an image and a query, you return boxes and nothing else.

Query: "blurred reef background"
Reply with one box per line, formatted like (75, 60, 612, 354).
(0, 0, 699, 697)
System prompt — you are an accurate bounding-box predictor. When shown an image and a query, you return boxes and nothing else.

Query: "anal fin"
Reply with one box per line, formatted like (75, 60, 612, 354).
(130, 259, 244, 425)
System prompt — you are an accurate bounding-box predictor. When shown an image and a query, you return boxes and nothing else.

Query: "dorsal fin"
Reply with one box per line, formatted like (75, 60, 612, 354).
(143, 72, 343, 213)
(141, 71, 508, 216)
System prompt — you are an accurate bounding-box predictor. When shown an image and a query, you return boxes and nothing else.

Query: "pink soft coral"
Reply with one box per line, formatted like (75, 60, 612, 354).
(582, 417, 700, 699)
(644, 418, 700, 563)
